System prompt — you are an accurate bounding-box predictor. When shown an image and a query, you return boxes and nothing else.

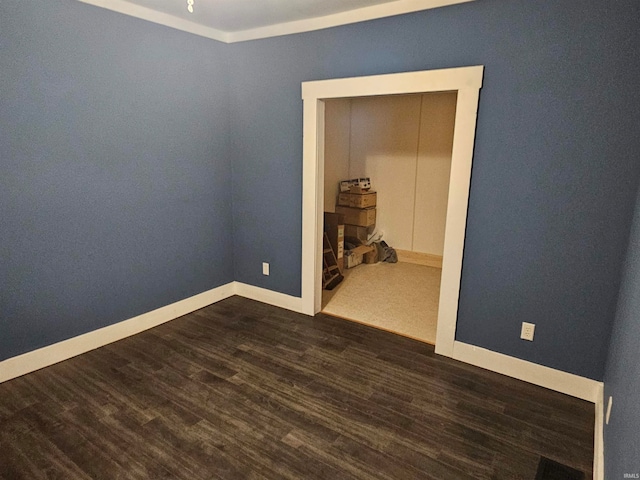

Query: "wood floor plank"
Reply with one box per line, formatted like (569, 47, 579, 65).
(0, 296, 594, 479)
(0, 439, 49, 480)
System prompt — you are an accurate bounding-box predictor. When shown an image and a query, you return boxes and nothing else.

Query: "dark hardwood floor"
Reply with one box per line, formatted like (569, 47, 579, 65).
(0, 296, 594, 479)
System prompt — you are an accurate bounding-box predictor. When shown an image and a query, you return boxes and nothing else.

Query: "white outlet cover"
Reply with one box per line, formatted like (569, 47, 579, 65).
(262, 262, 270, 276)
(520, 322, 535, 341)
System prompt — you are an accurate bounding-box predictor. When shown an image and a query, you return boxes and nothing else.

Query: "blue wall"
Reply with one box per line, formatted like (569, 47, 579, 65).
(227, 0, 640, 380)
(0, 0, 234, 361)
(2, 0, 640, 383)
(604, 185, 640, 478)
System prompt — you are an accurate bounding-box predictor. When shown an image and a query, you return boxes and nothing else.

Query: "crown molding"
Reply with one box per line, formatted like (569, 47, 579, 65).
(77, 0, 230, 42)
(77, 0, 475, 44)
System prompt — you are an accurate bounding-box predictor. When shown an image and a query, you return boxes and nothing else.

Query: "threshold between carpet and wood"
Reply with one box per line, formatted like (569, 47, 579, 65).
(322, 261, 441, 344)
(0, 296, 593, 479)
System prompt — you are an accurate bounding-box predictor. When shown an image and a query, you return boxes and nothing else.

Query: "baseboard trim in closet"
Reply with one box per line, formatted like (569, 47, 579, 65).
(396, 250, 443, 268)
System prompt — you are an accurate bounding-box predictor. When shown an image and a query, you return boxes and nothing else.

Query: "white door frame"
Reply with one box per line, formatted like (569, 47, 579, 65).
(300, 66, 483, 357)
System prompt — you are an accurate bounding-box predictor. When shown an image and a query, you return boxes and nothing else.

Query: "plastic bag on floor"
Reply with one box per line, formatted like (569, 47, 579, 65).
(379, 241, 397, 263)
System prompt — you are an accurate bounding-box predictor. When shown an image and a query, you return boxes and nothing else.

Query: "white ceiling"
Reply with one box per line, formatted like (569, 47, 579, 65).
(129, 0, 397, 32)
(77, 0, 474, 43)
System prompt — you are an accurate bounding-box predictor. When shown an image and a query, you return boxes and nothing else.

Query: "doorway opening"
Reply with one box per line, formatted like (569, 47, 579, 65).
(320, 91, 456, 344)
(300, 67, 483, 357)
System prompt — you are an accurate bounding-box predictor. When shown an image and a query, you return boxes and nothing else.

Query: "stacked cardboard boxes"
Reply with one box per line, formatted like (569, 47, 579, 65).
(335, 187, 377, 268)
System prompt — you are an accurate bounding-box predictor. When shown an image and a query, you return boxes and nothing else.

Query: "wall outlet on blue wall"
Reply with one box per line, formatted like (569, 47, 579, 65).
(520, 322, 535, 341)
(262, 262, 270, 276)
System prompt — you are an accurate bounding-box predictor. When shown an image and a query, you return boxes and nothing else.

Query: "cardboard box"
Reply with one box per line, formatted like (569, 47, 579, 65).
(338, 191, 377, 208)
(354, 177, 371, 190)
(364, 246, 379, 264)
(339, 180, 356, 192)
(339, 178, 371, 193)
(344, 245, 374, 269)
(324, 212, 345, 273)
(345, 250, 363, 269)
(335, 206, 376, 227)
(344, 224, 372, 242)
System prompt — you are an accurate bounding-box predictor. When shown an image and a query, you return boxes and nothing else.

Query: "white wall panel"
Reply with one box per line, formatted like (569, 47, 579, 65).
(348, 95, 421, 250)
(324, 93, 455, 254)
(413, 92, 457, 255)
(323, 99, 352, 212)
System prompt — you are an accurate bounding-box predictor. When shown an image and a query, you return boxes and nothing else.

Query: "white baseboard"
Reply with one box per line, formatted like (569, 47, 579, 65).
(452, 341, 603, 403)
(593, 383, 604, 480)
(233, 281, 306, 314)
(453, 341, 605, 478)
(0, 283, 236, 384)
(0, 281, 310, 384)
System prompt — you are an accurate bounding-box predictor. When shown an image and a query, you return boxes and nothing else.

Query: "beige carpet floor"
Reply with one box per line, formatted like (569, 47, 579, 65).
(321, 261, 441, 344)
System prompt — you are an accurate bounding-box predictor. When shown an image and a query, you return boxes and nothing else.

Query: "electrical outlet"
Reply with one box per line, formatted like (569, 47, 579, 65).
(606, 396, 613, 425)
(262, 262, 270, 276)
(520, 322, 535, 341)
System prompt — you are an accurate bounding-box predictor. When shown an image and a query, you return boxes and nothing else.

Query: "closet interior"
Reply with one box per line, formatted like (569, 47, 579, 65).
(321, 91, 457, 345)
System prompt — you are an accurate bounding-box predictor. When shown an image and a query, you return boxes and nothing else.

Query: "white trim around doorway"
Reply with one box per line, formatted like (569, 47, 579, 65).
(300, 66, 484, 358)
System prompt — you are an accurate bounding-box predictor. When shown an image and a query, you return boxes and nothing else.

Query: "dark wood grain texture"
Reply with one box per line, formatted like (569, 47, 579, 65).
(0, 296, 594, 479)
